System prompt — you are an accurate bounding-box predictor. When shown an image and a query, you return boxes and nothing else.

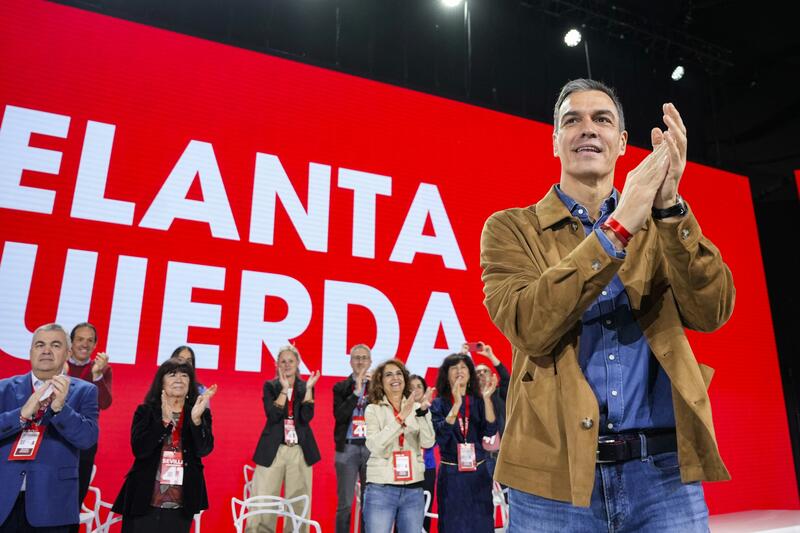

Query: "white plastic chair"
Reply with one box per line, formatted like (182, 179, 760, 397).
(231, 495, 319, 533)
(422, 489, 438, 533)
(243, 464, 256, 500)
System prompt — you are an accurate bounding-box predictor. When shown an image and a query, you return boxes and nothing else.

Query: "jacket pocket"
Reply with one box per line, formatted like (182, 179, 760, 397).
(502, 371, 564, 471)
(58, 466, 78, 480)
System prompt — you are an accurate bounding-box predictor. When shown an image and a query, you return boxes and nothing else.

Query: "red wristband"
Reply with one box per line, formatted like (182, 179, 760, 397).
(600, 217, 632, 247)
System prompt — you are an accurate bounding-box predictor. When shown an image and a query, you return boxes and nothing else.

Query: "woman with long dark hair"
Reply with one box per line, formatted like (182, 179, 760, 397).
(430, 353, 497, 533)
(363, 359, 434, 533)
(170, 345, 208, 395)
(112, 358, 216, 532)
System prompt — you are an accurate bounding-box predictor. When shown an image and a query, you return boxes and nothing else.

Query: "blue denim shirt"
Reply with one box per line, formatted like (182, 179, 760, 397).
(555, 185, 675, 434)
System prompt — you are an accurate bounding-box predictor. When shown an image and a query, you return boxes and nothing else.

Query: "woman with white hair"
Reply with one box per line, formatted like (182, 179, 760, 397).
(248, 345, 321, 533)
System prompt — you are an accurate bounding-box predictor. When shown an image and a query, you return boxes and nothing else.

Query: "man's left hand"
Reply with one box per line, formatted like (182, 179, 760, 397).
(49, 374, 71, 412)
(651, 102, 687, 208)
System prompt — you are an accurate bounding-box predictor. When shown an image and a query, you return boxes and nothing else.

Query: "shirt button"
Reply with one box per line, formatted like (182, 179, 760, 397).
(577, 209, 584, 215)
(611, 390, 618, 396)
(607, 423, 614, 430)
(601, 290, 608, 296)
(605, 319, 612, 326)
(591, 259, 601, 271)
(608, 354, 616, 361)
(581, 418, 594, 429)
(681, 228, 690, 240)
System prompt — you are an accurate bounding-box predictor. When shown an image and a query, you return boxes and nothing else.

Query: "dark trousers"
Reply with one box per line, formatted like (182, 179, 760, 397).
(68, 444, 98, 533)
(121, 508, 192, 533)
(0, 492, 71, 533)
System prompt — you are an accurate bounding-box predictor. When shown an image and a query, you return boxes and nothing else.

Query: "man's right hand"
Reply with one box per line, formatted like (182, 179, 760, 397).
(20, 385, 51, 419)
(613, 141, 670, 235)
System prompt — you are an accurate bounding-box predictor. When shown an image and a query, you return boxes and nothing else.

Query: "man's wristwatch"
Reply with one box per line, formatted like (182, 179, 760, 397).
(652, 195, 687, 220)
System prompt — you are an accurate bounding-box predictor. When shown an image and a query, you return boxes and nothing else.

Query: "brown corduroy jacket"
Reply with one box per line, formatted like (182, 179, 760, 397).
(480, 186, 735, 507)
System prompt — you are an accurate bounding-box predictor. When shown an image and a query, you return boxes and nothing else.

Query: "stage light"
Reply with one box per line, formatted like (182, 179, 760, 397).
(671, 65, 685, 81)
(564, 29, 582, 47)
(441, 0, 463, 7)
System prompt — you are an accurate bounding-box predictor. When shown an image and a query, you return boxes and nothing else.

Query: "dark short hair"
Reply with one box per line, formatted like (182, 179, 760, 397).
(143, 358, 199, 408)
(170, 345, 196, 367)
(553, 78, 625, 132)
(409, 374, 428, 391)
(368, 359, 411, 404)
(435, 353, 479, 400)
(70, 322, 97, 343)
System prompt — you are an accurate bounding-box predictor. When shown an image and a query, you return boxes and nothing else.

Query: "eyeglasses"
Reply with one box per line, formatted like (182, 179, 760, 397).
(351, 356, 371, 361)
(475, 368, 491, 375)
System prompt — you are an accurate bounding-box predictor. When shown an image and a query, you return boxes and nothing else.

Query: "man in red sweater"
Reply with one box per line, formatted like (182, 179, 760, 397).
(66, 322, 112, 520)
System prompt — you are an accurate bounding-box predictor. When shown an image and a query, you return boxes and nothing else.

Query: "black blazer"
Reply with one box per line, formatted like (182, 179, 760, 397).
(112, 403, 213, 519)
(253, 378, 320, 467)
(332, 375, 367, 452)
(493, 362, 511, 436)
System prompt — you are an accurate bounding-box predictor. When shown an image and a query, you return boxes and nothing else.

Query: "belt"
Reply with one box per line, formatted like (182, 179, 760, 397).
(440, 459, 486, 467)
(596, 430, 677, 464)
(345, 439, 366, 445)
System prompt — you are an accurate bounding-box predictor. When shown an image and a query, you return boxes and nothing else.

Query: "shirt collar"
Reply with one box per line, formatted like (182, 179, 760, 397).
(554, 184, 618, 221)
(69, 356, 92, 367)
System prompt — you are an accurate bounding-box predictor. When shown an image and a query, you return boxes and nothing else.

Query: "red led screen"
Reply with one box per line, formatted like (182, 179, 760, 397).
(1, 1, 797, 530)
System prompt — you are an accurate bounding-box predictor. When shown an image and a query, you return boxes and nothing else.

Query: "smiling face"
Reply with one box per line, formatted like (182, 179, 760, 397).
(448, 361, 470, 389)
(475, 364, 492, 391)
(409, 377, 425, 401)
(349, 346, 372, 376)
(277, 350, 299, 380)
(382, 363, 405, 397)
(30, 329, 69, 379)
(553, 90, 628, 184)
(70, 326, 96, 364)
(162, 369, 190, 398)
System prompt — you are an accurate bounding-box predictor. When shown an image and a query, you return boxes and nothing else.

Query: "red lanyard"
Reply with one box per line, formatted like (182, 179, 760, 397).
(285, 387, 294, 419)
(452, 394, 470, 440)
(29, 382, 51, 425)
(392, 403, 405, 448)
(170, 410, 184, 449)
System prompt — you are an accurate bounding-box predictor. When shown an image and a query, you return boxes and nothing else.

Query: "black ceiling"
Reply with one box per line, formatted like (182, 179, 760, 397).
(53, 0, 799, 198)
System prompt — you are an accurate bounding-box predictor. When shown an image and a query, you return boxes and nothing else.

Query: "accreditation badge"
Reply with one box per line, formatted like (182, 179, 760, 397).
(9, 426, 44, 461)
(457, 442, 477, 472)
(159, 450, 184, 486)
(284, 418, 299, 445)
(351, 416, 367, 438)
(392, 450, 413, 481)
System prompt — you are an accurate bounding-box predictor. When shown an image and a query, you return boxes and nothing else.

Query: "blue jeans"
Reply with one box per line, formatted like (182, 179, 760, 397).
(363, 483, 424, 533)
(508, 452, 709, 533)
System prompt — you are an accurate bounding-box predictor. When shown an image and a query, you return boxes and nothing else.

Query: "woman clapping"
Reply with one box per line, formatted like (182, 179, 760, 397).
(363, 359, 435, 533)
(113, 358, 216, 533)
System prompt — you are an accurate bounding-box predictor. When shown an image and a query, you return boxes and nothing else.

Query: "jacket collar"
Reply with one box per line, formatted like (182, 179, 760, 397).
(535, 186, 575, 231)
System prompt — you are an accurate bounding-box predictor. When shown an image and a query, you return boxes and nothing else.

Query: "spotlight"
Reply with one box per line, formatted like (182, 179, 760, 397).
(564, 29, 582, 47)
(441, 0, 463, 7)
(671, 65, 685, 81)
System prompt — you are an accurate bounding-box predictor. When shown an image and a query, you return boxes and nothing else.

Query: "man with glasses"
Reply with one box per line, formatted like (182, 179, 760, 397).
(332, 344, 373, 533)
(463, 343, 509, 478)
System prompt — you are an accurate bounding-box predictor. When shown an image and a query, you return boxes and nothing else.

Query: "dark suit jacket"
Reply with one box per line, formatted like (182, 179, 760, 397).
(0, 372, 99, 527)
(492, 362, 511, 436)
(253, 378, 320, 467)
(333, 375, 369, 452)
(112, 403, 213, 519)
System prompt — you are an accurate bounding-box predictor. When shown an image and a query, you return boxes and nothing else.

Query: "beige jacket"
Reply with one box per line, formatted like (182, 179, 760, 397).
(365, 396, 435, 485)
(480, 187, 735, 506)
